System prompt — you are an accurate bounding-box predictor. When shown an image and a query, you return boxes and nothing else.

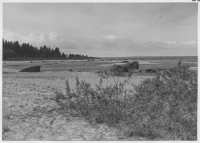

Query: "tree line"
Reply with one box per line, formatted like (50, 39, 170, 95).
(3, 39, 90, 60)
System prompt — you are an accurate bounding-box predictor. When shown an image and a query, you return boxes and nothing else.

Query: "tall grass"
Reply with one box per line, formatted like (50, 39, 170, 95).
(55, 61, 197, 140)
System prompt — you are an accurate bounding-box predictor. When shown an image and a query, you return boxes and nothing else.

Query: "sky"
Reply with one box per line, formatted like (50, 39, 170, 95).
(3, 3, 198, 57)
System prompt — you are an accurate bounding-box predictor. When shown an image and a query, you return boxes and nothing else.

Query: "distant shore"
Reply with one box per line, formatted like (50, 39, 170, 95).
(3, 56, 197, 61)
(3, 57, 101, 61)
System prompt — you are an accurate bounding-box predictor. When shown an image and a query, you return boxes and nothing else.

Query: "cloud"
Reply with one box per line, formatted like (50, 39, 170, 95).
(163, 40, 197, 45)
(39, 33, 49, 42)
(49, 32, 61, 41)
(3, 29, 197, 57)
(3, 29, 22, 41)
(180, 40, 197, 45)
(103, 35, 117, 40)
(4, 3, 197, 43)
(3, 29, 64, 48)
(22, 33, 39, 46)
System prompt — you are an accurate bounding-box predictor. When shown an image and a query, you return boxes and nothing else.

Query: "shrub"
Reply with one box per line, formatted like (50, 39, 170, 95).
(58, 73, 133, 125)
(127, 61, 197, 140)
(55, 61, 197, 140)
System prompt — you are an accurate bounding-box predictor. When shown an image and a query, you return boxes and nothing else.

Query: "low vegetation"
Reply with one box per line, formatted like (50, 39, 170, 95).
(55, 61, 197, 140)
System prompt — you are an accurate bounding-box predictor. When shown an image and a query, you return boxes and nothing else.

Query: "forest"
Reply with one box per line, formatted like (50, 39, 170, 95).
(3, 39, 90, 60)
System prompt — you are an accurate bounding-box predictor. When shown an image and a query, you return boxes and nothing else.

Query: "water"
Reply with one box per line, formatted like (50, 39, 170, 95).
(100, 56, 197, 62)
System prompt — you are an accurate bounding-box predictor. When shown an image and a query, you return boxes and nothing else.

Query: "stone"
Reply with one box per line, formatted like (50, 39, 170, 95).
(121, 61, 129, 63)
(155, 68, 167, 73)
(128, 61, 139, 70)
(123, 65, 129, 72)
(112, 61, 139, 72)
(20, 66, 41, 72)
(145, 69, 157, 73)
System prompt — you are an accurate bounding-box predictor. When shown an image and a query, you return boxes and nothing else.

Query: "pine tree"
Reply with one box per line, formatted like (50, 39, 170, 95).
(2, 39, 69, 59)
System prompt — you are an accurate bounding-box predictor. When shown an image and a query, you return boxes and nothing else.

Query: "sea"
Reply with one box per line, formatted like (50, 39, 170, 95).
(100, 56, 197, 62)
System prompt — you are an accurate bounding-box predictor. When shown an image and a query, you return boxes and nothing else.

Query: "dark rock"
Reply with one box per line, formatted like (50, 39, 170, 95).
(20, 66, 41, 72)
(123, 65, 129, 72)
(128, 61, 139, 70)
(112, 61, 139, 72)
(121, 61, 129, 63)
(68, 69, 73, 72)
(159, 69, 167, 71)
(155, 68, 167, 73)
(145, 69, 157, 73)
(116, 65, 123, 69)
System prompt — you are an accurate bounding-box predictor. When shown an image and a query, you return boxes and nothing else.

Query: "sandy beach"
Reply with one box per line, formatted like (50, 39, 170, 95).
(2, 55, 197, 140)
(3, 2, 197, 140)
(3, 69, 152, 140)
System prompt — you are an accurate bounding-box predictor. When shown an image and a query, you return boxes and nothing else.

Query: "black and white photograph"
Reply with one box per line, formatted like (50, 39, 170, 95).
(2, 0, 198, 141)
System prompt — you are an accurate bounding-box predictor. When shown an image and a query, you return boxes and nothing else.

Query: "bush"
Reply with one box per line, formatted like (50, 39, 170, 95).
(57, 73, 134, 125)
(55, 61, 197, 140)
(128, 61, 197, 140)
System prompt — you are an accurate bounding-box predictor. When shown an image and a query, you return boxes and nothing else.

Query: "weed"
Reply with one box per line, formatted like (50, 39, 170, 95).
(55, 61, 197, 140)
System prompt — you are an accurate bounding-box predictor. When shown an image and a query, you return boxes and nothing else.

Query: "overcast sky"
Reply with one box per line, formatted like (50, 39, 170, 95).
(3, 3, 198, 57)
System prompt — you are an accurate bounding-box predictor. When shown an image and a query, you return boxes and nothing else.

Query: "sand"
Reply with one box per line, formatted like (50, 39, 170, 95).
(3, 56, 197, 140)
(2, 56, 197, 140)
(3, 58, 197, 73)
(2, 70, 151, 141)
